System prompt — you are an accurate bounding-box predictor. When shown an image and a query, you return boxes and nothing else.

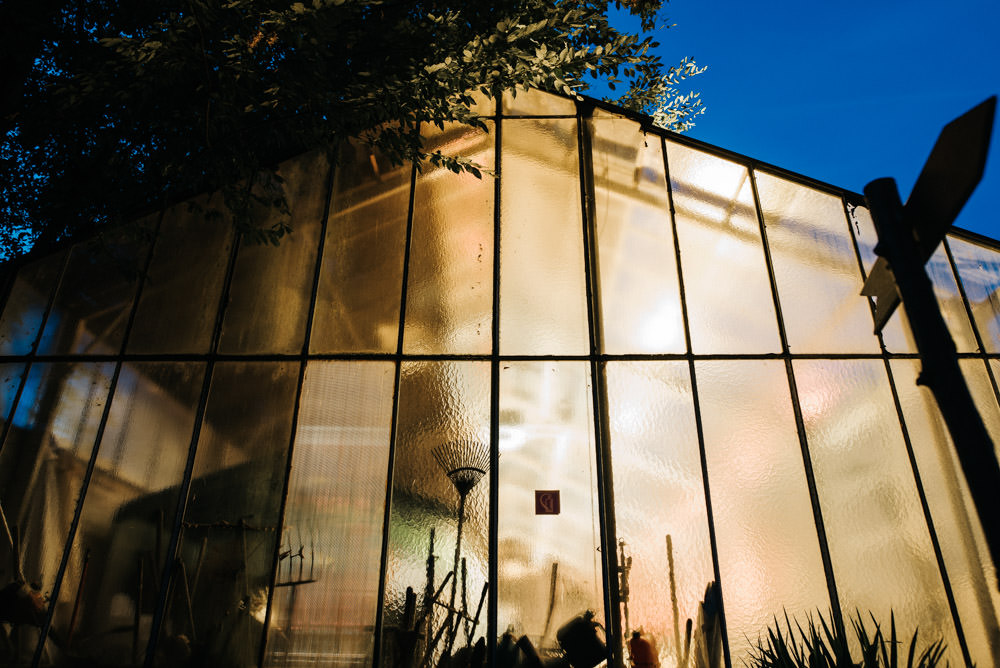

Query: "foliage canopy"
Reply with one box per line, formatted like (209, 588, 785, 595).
(0, 0, 704, 258)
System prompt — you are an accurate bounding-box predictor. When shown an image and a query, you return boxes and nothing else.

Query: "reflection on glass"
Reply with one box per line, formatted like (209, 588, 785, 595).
(755, 174, 877, 354)
(0, 362, 114, 662)
(665, 142, 779, 354)
(38, 225, 151, 356)
(590, 117, 683, 354)
(220, 153, 329, 354)
(500, 119, 589, 354)
(606, 363, 714, 667)
(0, 251, 66, 356)
(161, 362, 298, 667)
(264, 361, 395, 668)
(892, 359, 1000, 666)
(498, 362, 602, 647)
(403, 124, 494, 355)
(795, 359, 959, 662)
(381, 362, 490, 668)
(311, 142, 410, 353)
(696, 360, 829, 663)
(127, 201, 234, 354)
(948, 236, 1000, 353)
(44, 363, 204, 666)
(502, 88, 577, 116)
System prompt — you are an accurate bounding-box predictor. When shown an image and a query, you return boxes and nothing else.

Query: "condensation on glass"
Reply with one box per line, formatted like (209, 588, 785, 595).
(498, 362, 602, 644)
(311, 142, 410, 353)
(605, 362, 714, 668)
(381, 361, 491, 668)
(696, 359, 829, 664)
(590, 113, 684, 354)
(264, 361, 395, 668)
(45, 362, 205, 667)
(403, 123, 495, 355)
(219, 153, 329, 355)
(794, 359, 960, 661)
(127, 199, 235, 354)
(0, 363, 25, 428)
(0, 250, 67, 356)
(665, 141, 780, 354)
(948, 236, 1000, 353)
(891, 359, 1000, 666)
(500, 120, 589, 355)
(159, 361, 298, 667)
(755, 173, 878, 354)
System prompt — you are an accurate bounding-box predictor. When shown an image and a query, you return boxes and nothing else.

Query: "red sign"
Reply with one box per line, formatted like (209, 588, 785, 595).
(535, 490, 560, 515)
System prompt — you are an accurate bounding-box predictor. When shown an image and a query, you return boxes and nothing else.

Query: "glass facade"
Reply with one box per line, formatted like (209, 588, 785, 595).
(0, 90, 998, 668)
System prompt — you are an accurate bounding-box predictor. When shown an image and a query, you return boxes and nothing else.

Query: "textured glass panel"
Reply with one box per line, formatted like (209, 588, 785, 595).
(0, 363, 114, 621)
(892, 359, 1000, 666)
(381, 362, 490, 668)
(161, 362, 298, 666)
(502, 88, 576, 116)
(127, 200, 234, 353)
(264, 361, 394, 668)
(795, 359, 960, 661)
(948, 236, 1000, 353)
(0, 251, 66, 355)
(498, 362, 602, 642)
(311, 142, 410, 353)
(755, 173, 878, 354)
(44, 363, 204, 666)
(850, 206, 977, 354)
(606, 362, 714, 667)
(219, 153, 329, 354)
(500, 119, 589, 355)
(591, 117, 683, 354)
(964, 359, 1000, 458)
(38, 225, 150, 356)
(696, 360, 829, 663)
(0, 363, 25, 435)
(665, 141, 779, 354)
(403, 123, 494, 354)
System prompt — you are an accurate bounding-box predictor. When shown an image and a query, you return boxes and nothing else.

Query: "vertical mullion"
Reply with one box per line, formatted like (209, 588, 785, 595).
(661, 136, 732, 668)
(747, 166, 846, 640)
(487, 100, 502, 668)
(576, 104, 621, 665)
(30, 213, 164, 668)
(256, 156, 338, 666)
(372, 152, 420, 668)
(843, 199, 972, 666)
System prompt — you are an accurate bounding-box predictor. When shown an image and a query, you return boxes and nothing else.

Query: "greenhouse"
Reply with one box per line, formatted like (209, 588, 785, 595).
(0, 88, 998, 668)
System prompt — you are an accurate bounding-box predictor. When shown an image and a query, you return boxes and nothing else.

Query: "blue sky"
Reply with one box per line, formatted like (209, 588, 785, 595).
(604, 0, 1000, 239)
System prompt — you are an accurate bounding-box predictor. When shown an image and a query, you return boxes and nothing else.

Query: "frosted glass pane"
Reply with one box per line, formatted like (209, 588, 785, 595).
(381, 362, 490, 668)
(0, 251, 66, 355)
(795, 359, 960, 662)
(128, 200, 234, 353)
(755, 173, 878, 354)
(220, 153, 328, 354)
(46, 363, 204, 666)
(39, 227, 149, 355)
(0, 363, 114, 625)
(311, 142, 410, 353)
(0, 363, 24, 428)
(606, 363, 714, 668)
(850, 205, 977, 354)
(696, 360, 829, 663)
(502, 88, 576, 116)
(665, 142, 779, 354)
(500, 120, 589, 355)
(498, 362, 602, 643)
(264, 361, 395, 668)
(948, 236, 1000, 353)
(891, 359, 1000, 666)
(591, 117, 683, 354)
(162, 362, 298, 667)
(403, 123, 494, 354)
(963, 359, 1000, 459)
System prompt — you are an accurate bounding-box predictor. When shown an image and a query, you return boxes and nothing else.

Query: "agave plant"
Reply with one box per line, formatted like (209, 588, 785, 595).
(744, 610, 949, 668)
